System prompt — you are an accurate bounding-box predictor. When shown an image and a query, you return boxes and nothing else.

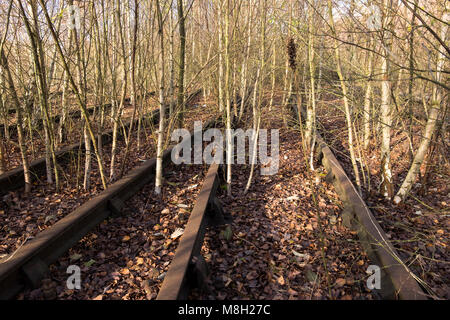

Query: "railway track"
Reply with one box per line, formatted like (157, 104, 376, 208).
(0, 109, 159, 195)
(156, 99, 427, 300)
(0, 91, 156, 135)
(0, 90, 202, 195)
(289, 98, 427, 300)
(157, 162, 231, 299)
(0, 112, 220, 299)
(1, 90, 426, 300)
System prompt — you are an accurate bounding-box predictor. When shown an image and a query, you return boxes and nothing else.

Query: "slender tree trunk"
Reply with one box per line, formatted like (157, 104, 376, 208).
(282, 1, 292, 108)
(155, 0, 165, 195)
(245, 0, 266, 193)
(269, 41, 276, 111)
(120, 0, 139, 178)
(305, 4, 316, 164)
(218, 0, 224, 113)
(238, 0, 252, 120)
(110, 0, 129, 181)
(363, 41, 374, 149)
(39, 0, 108, 189)
(407, 0, 418, 161)
(327, 0, 361, 191)
(177, 0, 186, 127)
(394, 10, 448, 203)
(224, 0, 233, 196)
(380, 1, 394, 199)
(169, 10, 175, 118)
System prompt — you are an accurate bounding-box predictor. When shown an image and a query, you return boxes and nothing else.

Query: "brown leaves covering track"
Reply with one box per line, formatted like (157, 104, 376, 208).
(317, 100, 449, 299)
(21, 162, 208, 300)
(15, 103, 218, 299)
(0, 98, 218, 260)
(196, 106, 375, 300)
(0, 127, 157, 259)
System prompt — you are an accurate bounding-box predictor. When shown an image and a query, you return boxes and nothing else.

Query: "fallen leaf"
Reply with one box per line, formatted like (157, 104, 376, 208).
(70, 253, 82, 261)
(44, 215, 56, 224)
(285, 195, 299, 201)
(220, 225, 233, 241)
(306, 269, 318, 283)
(335, 278, 346, 287)
(246, 271, 258, 280)
(171, 228, 184, 239)
(292, 250, 309, 260)
(84, 259, 96, 267)
(122, 235, 131, 242)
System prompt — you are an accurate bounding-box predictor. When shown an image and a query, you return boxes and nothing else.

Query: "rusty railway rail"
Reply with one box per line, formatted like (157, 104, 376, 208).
(0, 109, 160, 195)
(290, 99, 427, 300)
(0, 89, 202, 195)
(157, 162, 231, 300)
(156, 101, 243, 300)
(0, 102, 114, 137)
(0, 91, 157, 135)
(0, 113, 218, 300)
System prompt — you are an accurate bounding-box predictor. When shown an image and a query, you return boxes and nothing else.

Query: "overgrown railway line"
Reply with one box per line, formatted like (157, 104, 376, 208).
(0, 114, 220, 299)
(0, 97, 430, 300)
(0, 90, 201, 194)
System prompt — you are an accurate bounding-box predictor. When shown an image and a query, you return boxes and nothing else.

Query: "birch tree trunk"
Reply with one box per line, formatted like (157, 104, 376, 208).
(394, 10, 448, 203)
(155, 0, 165, 195)
(245, 0, 266, 193)
(224, 0, 233, 196)
(306, 4, 316, 165)
(379, 0, 394, 199)
(177, 0, 186, 127)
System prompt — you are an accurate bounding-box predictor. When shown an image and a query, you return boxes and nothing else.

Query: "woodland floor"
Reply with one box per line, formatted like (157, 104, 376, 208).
(317, 98, 449, 299)
(19, 102, 377, 300)
(193, 106, 375, 300)
(0, 95, 217, 260)
(2, 92, 448, 300)
(3, 99, 156, 170)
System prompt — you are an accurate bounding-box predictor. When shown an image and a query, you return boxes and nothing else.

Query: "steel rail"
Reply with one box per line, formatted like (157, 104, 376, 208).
(290, 97, 427, 300)
(157, 162, 231, 300)
(0, 89, 202, 195)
